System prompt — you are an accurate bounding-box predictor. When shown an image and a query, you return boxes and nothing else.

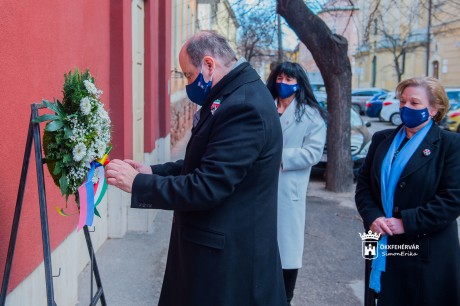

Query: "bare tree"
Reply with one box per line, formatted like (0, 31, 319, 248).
(233, 2, 279, 67)
(236, 10, 278, 65)
(360, 0, 460, 83)
(278, 0, 354, 192)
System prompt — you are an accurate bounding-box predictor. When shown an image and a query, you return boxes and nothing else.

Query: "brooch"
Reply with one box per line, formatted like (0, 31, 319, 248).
(211, 99, 221, 115)
(422, 149, 431, 156)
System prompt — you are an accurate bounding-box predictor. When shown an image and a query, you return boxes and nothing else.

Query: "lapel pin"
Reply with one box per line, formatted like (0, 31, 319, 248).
(423, 149, 431, 156)
(211, 99, 221, 115)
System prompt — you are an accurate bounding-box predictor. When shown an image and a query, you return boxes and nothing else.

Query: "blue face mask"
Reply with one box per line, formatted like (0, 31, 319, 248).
(400, 106, 430, 128)
(276, 82, 298, 99)
(185, 65, 212, 106)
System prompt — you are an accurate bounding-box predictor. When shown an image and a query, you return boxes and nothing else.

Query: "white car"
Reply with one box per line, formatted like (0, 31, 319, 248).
(379, 92, 401, 125)
(381, 87, 460, 126)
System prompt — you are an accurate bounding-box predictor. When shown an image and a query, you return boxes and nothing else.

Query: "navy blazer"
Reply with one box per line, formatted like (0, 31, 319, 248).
(132, 62, 286, 306)
(355, 123, 460, 305)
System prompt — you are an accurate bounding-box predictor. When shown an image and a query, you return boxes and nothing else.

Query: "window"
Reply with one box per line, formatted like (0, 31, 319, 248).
(432, 61, 439, 79)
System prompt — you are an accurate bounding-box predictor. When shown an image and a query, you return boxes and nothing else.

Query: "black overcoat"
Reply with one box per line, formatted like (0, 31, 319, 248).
(356, 123, 460, 306)
(131, 62, 286, 306)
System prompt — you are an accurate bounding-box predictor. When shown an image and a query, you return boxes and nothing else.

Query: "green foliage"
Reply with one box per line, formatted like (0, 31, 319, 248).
(62, 69, 94, 114)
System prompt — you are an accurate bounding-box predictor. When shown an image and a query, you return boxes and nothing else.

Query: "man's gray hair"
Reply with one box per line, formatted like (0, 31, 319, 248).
(186, 31, 237, 68)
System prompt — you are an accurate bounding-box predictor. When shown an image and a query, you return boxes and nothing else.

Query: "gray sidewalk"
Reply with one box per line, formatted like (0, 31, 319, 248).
(77, 131, 366, 306)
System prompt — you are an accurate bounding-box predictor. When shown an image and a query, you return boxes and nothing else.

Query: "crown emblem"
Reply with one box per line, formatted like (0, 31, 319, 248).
(359, 230, 381, 241)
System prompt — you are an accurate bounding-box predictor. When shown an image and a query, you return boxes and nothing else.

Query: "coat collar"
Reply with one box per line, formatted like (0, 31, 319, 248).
(373, 122, 441, 184)
(192, 62, 259, 135)
(278, 98, 297, 133)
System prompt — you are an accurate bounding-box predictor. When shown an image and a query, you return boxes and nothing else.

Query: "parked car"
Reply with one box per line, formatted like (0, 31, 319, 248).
(379, 92, 401, 125)
(311, 82, 327, 104)
(441, 87, 460, 131)
(312, 108, 372, 177)
(352, 87, 388, 115)
(365, 93, 387, 118)
(445, 109, 460, 132)
(446, 87, 460, 103)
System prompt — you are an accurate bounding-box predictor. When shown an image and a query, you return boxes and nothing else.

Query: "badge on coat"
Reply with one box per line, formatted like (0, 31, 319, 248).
(211, 99, 221, 115)
(422, 149, 431, 156)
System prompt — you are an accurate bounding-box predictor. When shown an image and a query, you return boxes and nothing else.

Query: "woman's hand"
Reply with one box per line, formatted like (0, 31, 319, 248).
(124, 159, 153, 174)
(370, 217, 393, 236)
(385, 217, 405, 234)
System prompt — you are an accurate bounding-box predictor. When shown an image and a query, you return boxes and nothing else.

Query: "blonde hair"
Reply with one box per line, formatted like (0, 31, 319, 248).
(395, 77, 450, 124)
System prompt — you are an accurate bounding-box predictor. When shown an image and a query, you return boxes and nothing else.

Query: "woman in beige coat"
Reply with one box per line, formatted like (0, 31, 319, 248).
(267, 62, 327, 305)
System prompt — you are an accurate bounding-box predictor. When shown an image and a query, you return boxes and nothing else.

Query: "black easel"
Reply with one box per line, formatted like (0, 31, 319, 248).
(1, 104, 106, 306)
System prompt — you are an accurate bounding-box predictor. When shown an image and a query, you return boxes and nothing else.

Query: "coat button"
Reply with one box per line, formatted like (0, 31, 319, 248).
(399, 182, 406, 188)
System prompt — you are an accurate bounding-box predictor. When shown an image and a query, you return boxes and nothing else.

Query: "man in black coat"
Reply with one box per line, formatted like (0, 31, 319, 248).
(106, 31, 287, 306)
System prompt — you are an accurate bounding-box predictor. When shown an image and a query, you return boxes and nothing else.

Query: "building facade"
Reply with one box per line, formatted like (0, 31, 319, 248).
(0, 0, 171, 304)
(352, 0, 460, 90)
(429, 1, 460, 86)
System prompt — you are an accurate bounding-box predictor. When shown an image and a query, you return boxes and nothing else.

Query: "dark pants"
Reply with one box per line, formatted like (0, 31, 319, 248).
(283, 269, 298, 305)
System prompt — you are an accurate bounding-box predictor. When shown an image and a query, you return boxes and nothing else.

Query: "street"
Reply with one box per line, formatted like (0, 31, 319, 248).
(290, 115, 396, 305)
(362, 115, 395, 135)
(77, 114, 459, 306)
(77, 114, 393, 306)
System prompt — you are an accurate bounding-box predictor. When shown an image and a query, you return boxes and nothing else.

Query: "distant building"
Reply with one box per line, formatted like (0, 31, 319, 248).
(0, 1, 172, 304)
(429, 1, 460, 86)
(197, 0, 239, 51)
(170, 0, 199, 147)
(352, 0, 460, 90)
(170, 0, 239, 148)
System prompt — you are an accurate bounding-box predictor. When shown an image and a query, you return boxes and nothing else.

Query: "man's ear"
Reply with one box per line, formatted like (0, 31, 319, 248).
(203, 56, 215, 77)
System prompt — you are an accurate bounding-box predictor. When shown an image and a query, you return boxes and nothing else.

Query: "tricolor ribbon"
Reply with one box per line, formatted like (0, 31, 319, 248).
(76, 147, 111, 231)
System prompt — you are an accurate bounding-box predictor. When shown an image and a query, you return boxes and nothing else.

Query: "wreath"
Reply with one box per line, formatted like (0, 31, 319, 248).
(34, 69, 111, 228)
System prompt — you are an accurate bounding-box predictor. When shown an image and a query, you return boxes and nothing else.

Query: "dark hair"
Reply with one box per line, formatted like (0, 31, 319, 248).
(266, 62, 327, 122)
(186, 31, 237, 68)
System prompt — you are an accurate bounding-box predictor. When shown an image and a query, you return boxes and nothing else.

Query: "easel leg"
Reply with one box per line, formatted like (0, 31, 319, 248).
(32, 104, 56, 306)
(83, 226, 107, 306)
(0, 114, 34, 306)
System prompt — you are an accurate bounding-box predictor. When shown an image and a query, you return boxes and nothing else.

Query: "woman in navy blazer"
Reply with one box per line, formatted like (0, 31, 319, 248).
(356, 77, 460, 306)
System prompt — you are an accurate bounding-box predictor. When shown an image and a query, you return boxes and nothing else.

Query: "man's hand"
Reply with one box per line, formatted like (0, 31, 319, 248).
(370, 216, 393, 236)
(124, 159, 153, 174)
(105, 159, 139, 193)
(385, 217, 405, 235)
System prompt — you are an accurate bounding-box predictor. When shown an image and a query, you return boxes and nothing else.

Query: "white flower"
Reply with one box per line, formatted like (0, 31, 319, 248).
(80, 97, 91, 115)
(73, 143, 87, 162)
(87, 149, 97, 161)
(95, 142, 107, 158)
(83, 80, 99, 96)
(97, 106, 110, 121)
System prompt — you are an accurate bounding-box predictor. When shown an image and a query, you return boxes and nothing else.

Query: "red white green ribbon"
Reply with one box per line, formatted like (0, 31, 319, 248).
(77, 154, 109, 231)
